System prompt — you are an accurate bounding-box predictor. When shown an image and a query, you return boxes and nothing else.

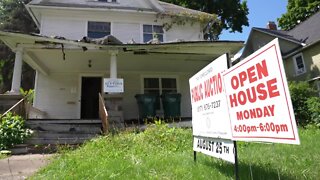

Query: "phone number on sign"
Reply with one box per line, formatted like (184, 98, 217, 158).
(234, 122, 288, 134)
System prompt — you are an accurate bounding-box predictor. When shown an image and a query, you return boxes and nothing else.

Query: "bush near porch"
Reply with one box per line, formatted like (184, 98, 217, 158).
(0, 113, 33, 150)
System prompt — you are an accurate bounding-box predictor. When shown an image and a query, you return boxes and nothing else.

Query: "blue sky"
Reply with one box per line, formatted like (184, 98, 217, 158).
(220, 0, 288, 41)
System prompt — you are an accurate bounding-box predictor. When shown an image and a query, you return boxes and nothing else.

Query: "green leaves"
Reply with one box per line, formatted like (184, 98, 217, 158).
(160, 0, 249, 39)
(0, 112, 33, 150)
(288, 81, 320, 126)
(278, 0, 320, 30)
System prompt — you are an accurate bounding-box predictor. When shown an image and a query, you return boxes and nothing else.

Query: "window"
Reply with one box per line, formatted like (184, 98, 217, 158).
(143, 25, 164, 43)
(144, 78, 177, 110)
(88, 21, 111, 38)
(293, 53, 306, 75)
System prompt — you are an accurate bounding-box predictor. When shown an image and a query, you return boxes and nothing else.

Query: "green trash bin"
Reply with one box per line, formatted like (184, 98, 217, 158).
(135, 94, 157, 119)
(161, 93, 181, 118)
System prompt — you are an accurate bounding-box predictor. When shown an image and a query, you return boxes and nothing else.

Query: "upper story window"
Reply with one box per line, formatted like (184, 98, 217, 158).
(88, 21, 111, 38)
(143, 25, 164, 43)
(293, 53, 306, 76)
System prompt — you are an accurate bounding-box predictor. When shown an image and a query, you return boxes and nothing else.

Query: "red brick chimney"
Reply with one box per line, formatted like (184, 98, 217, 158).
(266, 21, 277, 30)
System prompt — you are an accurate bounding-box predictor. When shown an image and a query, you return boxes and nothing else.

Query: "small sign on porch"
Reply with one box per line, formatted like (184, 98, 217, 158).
(104, 78, 124, 93)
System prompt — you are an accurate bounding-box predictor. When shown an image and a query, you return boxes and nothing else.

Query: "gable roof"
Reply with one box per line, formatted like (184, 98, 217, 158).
(241, 10, 320, 60)
(286, 11, 320, 45)
(27, 0, 208, 16)
(158, 1, 209, 16)
(252, 28, 303, 45)
(251, 11, 320, 46)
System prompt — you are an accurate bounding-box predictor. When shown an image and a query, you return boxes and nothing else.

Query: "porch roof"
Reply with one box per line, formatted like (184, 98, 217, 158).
(0, 31, 244, 75)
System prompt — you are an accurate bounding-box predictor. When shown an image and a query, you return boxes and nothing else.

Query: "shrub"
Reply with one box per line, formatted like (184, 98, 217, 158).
(288, 81, 317, 125)
(0, 113, 33, 150)
(20, 88, 34, 104)
(306, 97, 320, 127)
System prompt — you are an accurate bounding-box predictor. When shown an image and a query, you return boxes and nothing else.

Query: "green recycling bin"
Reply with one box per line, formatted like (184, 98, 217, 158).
(161, 93, 181, 118)
(135, 94, 157, 119)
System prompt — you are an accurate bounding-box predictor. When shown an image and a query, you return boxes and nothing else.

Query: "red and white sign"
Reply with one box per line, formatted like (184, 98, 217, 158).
(189, 54, 232, 139)
(223, 39, 300, 144)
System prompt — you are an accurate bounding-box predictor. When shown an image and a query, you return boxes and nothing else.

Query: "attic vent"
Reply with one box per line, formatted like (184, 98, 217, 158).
(97, 0, 117, 3)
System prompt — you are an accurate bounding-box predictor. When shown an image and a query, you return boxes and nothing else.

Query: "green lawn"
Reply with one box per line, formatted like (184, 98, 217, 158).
(32, 124, 320, 180)
(0, 154, 7, 159)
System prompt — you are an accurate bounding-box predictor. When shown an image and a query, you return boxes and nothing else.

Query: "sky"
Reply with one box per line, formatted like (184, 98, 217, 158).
(219, 0, 288, 42)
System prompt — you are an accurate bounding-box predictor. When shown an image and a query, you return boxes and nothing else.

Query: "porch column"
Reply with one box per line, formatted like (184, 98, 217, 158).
(10, 47, 23, 94)
(109, 50, 118, 78)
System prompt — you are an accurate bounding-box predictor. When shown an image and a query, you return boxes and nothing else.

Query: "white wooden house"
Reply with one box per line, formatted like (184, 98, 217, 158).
(0, 0, 243, 124)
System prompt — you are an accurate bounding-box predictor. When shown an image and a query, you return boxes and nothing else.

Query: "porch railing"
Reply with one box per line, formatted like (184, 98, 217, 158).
(1, 95, 29, 119)
(99, 93, 109, 133)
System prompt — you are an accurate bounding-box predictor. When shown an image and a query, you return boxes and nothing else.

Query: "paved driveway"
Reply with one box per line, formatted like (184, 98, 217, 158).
(0, 154, 52, 180)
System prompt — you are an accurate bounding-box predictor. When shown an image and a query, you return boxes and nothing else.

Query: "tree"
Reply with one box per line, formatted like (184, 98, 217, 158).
(278, 0, 320, 30)
(0, 0, 38, 92)
(161, 0, 249, 40)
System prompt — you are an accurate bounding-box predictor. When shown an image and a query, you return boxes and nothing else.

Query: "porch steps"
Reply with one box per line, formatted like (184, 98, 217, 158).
(12, 119, 103, 154)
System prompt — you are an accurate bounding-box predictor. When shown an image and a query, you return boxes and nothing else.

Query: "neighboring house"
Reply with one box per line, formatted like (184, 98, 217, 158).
(241, 11, 320, 94)
(0, 0, 243, 123)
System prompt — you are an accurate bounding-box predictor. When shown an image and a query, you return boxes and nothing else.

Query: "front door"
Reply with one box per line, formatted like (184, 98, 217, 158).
(81, 77, 102, 119)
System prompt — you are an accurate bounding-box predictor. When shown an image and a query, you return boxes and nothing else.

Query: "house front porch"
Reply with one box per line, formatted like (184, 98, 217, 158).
(0, 31, 243, 129)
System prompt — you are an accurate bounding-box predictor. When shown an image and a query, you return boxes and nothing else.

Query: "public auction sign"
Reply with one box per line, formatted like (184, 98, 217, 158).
(223, 39, 300, 144)
(190, 54, 234, 163)
(189, 54, 232, 139)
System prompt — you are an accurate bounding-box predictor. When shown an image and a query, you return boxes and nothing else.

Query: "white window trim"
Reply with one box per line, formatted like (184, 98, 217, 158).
(140, 75, 180, 113)
(293, 53, 306, 76)
(140, 75, 180, 94)
(141, 24, 166, 43)
(86, 21, 113, 37)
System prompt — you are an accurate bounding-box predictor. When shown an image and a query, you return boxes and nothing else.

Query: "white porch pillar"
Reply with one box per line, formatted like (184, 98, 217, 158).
(109, 50, 118, 78)
(10, 47, 23, 94)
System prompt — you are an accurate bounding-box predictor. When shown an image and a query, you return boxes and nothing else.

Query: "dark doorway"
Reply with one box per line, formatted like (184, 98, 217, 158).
(81, 77, 102, 119)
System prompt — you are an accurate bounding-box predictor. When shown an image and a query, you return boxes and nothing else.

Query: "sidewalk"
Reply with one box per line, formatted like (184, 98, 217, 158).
(0, 154, 52, 180)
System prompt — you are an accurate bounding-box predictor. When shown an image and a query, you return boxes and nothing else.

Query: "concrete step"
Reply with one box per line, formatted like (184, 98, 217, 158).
(26, 136, 97, 145)
(27, 119, 102, 124)
(26, 123, 102, 133)
(32, 131, 99, 139)
(24, 119, 102, 146)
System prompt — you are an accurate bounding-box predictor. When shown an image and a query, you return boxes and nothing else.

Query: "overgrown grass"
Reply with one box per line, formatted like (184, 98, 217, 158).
(32, 124, 320, 180)
(0, 153, 7, 159)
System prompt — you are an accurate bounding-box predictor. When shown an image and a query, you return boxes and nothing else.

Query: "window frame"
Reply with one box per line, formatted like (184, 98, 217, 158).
(141, 75, 179, 111)
(142, 24, 165, 43)
(87, 21, 111, 39)
(292, 53, 306, 76)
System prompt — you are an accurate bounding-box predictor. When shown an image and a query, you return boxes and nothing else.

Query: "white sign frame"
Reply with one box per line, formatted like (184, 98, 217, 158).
(193, 136, 235, 163)
(189, 54, 232, 140)
(104, 78, 124, 93)
(223, 39, 300, 145)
